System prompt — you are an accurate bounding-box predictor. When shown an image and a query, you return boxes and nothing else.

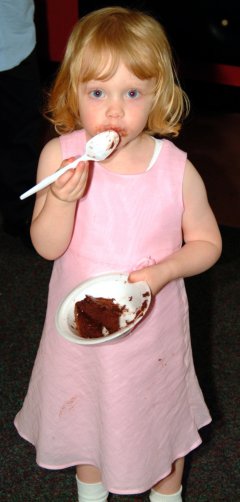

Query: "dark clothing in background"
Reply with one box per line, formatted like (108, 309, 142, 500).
(0, 49, 41, 234)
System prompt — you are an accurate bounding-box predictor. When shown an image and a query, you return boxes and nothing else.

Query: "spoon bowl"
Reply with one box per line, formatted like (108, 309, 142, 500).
(83, 130, 120, 161)
(20, 130, 119, 200)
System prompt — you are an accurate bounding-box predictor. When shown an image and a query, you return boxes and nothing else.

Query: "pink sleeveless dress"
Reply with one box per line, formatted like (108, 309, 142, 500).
(14, 130, 211, 494)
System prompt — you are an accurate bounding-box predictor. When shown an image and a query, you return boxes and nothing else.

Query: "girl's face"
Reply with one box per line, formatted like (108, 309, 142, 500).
(77, 61, 156, 145)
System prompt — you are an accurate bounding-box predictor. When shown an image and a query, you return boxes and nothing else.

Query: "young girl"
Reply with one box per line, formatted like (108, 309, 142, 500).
(14, 7, 222, 502)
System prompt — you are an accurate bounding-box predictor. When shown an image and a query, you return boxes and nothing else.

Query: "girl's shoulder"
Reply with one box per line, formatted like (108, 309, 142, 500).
(37, 136, 63, 178)
(183, 159, 206, 195)
(39, 135, 62, 163)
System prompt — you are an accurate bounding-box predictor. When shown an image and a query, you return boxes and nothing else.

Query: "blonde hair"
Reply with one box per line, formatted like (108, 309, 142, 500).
(45, 6, 189, 137)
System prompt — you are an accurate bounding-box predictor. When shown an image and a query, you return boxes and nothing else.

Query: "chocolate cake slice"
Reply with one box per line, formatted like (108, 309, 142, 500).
(74, 295, 126, 339)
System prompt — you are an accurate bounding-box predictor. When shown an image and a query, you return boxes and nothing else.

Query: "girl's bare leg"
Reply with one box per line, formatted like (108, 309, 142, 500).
(76, 464, 102, 482)
(76, 465, 108, 501)
(76, 459, 184, 500)
(153, 457, 184, 494)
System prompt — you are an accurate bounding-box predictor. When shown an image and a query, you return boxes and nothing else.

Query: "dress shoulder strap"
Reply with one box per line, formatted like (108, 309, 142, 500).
(59, 130, 85, 159)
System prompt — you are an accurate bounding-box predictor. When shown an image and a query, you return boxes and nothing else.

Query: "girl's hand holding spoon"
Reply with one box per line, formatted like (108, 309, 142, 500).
(49, 158, 89, 203)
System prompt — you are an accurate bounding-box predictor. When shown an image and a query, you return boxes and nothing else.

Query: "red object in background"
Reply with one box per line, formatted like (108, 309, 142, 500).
(45, 0, 79, 61)
(214, 64, 240, 87)
(182, 61, 240, 88)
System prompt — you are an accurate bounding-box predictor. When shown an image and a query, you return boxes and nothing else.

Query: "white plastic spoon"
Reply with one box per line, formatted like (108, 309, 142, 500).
(20, 130, 119, 200)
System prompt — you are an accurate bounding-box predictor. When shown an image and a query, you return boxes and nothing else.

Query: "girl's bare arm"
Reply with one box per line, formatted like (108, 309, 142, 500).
(129, 160, 222, 295)
(30, 138, 89, 260)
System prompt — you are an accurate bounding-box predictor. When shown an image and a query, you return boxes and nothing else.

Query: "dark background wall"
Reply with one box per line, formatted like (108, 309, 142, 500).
(79, 1, 240, 63)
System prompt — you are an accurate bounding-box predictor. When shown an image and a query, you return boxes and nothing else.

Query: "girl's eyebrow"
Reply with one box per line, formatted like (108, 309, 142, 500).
(86, 79, 151, 88)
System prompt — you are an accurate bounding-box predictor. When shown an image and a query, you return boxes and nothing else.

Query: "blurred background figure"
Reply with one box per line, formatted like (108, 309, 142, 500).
(0, 0, 42, 246)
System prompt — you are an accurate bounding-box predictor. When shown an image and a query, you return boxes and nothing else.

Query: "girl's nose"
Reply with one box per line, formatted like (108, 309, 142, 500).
(106, 99, 124, 118)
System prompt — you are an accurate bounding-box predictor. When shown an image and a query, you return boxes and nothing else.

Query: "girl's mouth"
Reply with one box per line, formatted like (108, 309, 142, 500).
(97, 126, 127, 138)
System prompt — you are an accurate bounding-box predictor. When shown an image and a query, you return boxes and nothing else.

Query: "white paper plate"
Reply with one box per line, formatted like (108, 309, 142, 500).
(55, 273, 151, 345)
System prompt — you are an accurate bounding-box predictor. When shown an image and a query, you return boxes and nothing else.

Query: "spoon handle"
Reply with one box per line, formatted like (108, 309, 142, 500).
(19, 154, 88, 200)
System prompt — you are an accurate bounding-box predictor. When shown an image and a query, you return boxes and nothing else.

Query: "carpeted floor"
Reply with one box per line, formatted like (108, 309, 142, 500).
(0, 223, 239, 501)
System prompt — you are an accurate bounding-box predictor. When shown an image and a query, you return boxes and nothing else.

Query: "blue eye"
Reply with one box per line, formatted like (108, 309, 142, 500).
(127, 89, 139, 99)
(90, 89, 104, 98)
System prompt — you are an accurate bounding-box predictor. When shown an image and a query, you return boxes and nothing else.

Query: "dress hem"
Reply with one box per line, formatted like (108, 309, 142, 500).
(14, 417, 211, 494)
